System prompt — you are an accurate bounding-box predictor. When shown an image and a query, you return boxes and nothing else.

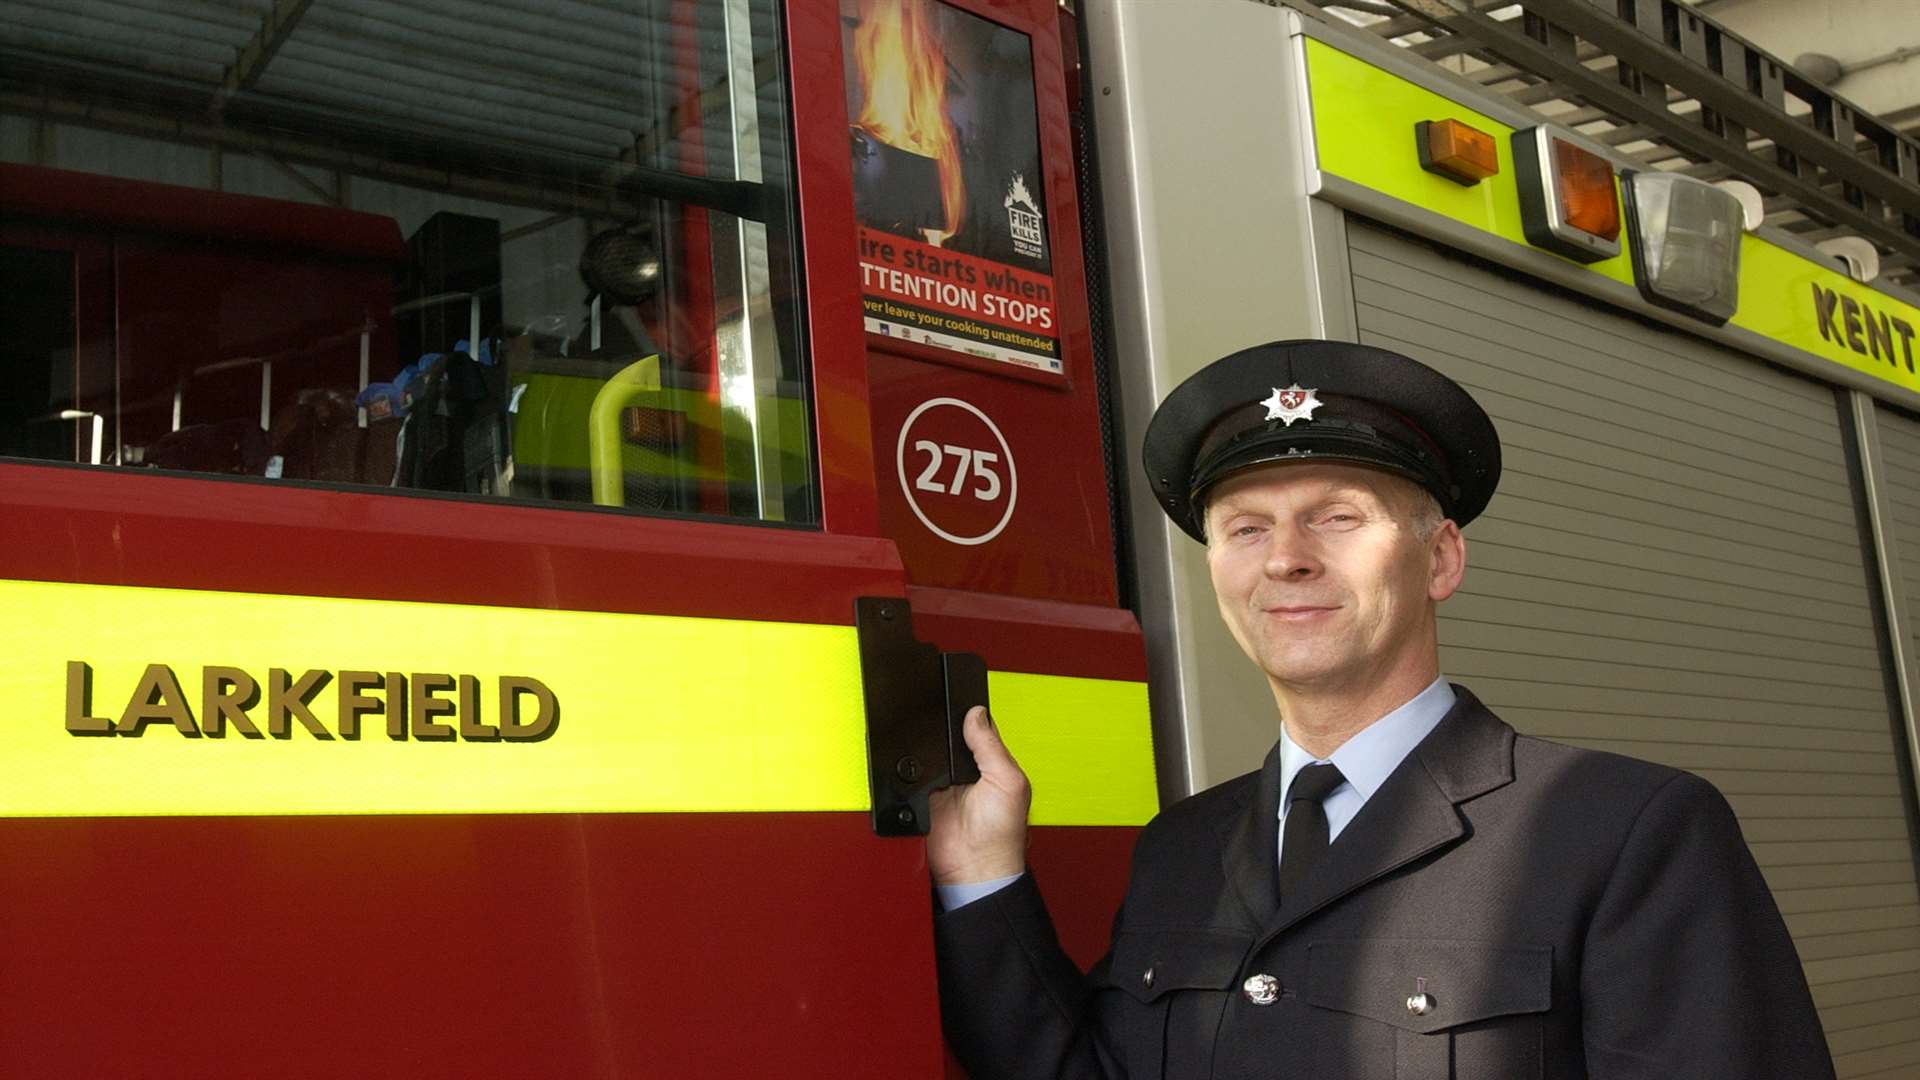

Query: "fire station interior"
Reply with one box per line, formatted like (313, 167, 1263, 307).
(12, 0, 1920, 1076)
(0, 0, 815, 525)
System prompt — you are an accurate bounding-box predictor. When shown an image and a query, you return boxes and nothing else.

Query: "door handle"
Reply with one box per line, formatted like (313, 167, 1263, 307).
(855, 596, 986, 836)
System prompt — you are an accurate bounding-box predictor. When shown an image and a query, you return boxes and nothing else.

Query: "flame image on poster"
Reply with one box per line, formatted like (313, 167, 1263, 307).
(849, 0, 966, 246)
(844, 0, 1061, 375)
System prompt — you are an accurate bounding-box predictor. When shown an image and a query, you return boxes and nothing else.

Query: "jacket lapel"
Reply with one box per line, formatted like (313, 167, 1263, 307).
(1216, 741, 1285, 926)
(1247, 687, 1518, 945)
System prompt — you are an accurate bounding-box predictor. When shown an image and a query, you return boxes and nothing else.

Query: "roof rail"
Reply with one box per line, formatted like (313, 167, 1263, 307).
(1296, 0, 1920, 287)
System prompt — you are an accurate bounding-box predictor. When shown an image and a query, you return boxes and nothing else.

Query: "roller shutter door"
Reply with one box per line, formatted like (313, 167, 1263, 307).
(1349, 221, 1920, 1079)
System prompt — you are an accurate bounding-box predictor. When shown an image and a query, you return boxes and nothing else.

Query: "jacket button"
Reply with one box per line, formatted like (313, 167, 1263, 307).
(1242, 973, 1280, 1006)
(1142, 966, 1155, 990)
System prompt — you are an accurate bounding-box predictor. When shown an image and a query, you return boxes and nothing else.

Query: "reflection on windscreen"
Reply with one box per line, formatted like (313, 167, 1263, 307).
(0, 0, 814, 526)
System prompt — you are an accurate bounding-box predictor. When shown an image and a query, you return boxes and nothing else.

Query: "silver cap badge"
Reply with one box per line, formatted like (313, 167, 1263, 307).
(1261, 384, 1322, 426)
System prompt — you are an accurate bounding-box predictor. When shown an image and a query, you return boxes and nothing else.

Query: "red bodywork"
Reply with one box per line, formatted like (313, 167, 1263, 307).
(0, 0, 1140, 1074)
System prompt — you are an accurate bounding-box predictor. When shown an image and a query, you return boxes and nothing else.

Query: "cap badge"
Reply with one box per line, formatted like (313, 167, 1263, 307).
(1262, 384, 1322, 426)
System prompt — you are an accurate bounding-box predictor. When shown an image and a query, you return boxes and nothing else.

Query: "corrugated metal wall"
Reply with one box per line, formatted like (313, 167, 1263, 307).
(1349, 220, 1920, 1079)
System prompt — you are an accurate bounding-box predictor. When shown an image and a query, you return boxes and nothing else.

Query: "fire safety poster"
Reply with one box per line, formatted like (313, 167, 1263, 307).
(843, 0, 1061, 375)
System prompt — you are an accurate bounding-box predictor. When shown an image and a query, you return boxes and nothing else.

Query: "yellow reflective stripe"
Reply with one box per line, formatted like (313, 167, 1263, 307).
(992, 671, 1157, 827)
(1305, 38, 1920, 397)
(1730, 238, 1920, 397)
(1, 579, 1156, 825)
(3, 578, 866, 817)
(1307, 38, 1636, 289)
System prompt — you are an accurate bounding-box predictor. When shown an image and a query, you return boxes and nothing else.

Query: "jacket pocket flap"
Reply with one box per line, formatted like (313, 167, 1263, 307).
(1303, 940, 1551, 1035)
(1106, 928, 1249, 1004)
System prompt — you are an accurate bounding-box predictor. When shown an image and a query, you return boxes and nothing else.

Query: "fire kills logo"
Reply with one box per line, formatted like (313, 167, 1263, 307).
(1005, 174, 1044, 260)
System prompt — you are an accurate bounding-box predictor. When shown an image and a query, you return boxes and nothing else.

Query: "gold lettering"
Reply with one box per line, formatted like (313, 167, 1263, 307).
(1812, 283, 1840, 341)
(1866, 306, 1895, 363)
(458, 674, 498, 741)
(337, 670, 382, 740)
(499, 676, 560, 742)
(409, 673, 457, 741)
(1842, 295, 1868, 353)
(384, 672, 408, 739)
(68, 664, 559, 746)
(200, 666, 262, 738)
(116, 663, 200, 737)
(268, 668, 333, 740)
(64, 661, 113, 735)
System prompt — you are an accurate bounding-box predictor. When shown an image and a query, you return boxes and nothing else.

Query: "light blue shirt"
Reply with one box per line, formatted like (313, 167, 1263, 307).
(1276, 676, 1455, 867)
(937, 677, 1457, 912)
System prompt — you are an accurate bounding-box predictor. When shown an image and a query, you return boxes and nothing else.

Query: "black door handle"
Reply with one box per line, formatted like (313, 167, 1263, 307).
(855, 597, 987, 837)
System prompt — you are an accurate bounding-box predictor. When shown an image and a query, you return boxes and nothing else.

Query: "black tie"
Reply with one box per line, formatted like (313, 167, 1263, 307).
(1278, 763, 1346, 903)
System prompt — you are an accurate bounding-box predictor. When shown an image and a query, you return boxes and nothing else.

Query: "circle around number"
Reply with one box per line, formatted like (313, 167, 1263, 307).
(895, 396, 1018, 546)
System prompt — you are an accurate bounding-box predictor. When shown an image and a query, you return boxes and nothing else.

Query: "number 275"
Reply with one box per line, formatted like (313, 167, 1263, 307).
(913, 440, 1002, 501)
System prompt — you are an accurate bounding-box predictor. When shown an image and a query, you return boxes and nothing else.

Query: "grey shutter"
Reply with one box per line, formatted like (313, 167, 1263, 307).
(1349, 221, 1920, 1077)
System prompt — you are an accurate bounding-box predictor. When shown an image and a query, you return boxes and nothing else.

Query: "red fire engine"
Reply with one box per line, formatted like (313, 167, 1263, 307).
(2, 0, 1151, 1075)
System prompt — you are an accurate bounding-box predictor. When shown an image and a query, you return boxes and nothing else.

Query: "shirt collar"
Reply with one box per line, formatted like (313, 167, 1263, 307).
(1278, 676, 1457, 810)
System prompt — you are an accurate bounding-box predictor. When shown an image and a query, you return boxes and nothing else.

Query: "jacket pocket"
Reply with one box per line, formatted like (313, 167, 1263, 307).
(1302, 939, 1551, 1080)
(1099, 928, 1249, 1077)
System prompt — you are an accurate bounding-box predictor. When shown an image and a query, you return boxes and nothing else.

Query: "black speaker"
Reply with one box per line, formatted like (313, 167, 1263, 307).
(397, 211, 502, 364)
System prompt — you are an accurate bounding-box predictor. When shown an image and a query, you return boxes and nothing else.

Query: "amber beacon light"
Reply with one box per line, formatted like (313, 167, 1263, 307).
(1513, 125, 1621, 263)
(1415, 119, 1499, 185)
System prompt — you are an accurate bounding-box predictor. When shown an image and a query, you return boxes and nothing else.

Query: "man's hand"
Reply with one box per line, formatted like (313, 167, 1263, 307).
(927, 705, 1032, 886)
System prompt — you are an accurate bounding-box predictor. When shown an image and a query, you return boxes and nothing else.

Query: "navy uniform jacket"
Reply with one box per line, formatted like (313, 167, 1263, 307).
(934, 686, 1835, 1079)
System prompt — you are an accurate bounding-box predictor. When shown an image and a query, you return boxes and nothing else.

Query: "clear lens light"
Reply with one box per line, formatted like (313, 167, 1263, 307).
(1627, 171, 1745, 322)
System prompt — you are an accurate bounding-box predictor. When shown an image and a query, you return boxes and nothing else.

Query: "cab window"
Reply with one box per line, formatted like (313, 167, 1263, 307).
(0, 0, 814, 524)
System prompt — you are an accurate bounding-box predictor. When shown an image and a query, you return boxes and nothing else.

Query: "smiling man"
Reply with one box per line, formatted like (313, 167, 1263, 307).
(1205, 462, 1459, 758)
(927, 340, 1834, 1079)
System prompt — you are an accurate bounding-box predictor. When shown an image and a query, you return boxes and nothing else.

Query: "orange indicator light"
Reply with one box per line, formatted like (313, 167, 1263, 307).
(1513, 125, 1621, 262)
(1416, 119, 1499, 185)
(1552, 137, 1620, 241)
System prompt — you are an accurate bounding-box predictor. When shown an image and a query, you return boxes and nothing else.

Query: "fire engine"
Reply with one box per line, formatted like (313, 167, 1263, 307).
(4, 0, 1919, 1076)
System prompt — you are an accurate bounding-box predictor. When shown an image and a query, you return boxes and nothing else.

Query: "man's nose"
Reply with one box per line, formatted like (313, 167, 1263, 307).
(1261, 524, 1321, 580)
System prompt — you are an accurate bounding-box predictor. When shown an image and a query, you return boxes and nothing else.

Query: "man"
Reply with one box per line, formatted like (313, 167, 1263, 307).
(926, 340, 1834, 1079)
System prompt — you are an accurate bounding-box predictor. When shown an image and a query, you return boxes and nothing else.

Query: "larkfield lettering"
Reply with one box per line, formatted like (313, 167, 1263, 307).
(1811, 283, 1918, 372)
(64, 662, 559, 741)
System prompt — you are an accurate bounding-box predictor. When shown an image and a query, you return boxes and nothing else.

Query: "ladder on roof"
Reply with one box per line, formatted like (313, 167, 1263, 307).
(1295, 0, 1920, 288)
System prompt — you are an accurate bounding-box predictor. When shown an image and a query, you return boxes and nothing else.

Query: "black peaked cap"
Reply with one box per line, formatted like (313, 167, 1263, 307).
(1141, 340, 1501, 542)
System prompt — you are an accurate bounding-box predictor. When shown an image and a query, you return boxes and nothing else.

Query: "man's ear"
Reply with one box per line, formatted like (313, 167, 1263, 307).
(1428, 520, 1466, 602)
